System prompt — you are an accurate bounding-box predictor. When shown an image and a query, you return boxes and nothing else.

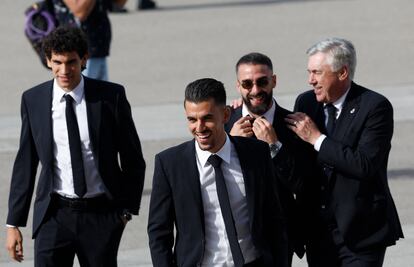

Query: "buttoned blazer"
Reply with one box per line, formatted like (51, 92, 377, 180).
(6, 77, 146, 237)
(148, 136, 288, 267)
(294, 82, 403, 250)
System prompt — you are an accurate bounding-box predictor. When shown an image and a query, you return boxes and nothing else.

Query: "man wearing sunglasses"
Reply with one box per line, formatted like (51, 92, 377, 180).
(225, 52, 305, 266)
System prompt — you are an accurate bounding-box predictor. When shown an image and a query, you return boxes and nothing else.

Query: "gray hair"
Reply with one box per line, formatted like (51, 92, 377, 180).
(307, 37, 357, 80)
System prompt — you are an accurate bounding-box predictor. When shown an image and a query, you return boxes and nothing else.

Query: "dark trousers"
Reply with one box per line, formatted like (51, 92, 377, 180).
(306, 225, 386, 267)
(35, 197, 125, 267)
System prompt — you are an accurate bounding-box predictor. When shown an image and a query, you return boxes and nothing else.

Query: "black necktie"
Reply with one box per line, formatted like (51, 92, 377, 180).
(208, 154, 244, 267)
(64, 94, 87, 198)
(325, 104, 337, 136)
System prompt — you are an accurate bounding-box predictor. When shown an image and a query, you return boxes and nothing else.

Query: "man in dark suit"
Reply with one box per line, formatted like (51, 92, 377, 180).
(225, 52, 305, 265)
(286, 37, 403, 267)
(148, 78, 288, 267)
(6, 26, 145, 266)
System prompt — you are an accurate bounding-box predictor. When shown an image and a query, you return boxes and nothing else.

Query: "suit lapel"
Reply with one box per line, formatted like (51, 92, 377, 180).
(334, 83, 360, 140)
(231, 137, 255, 229)
(272, 101, 291, 139)
(83, 77, 101, 161)
(183, 140, 205, 228)
(272, 102, 282, 132)
(314, 102, 327, 135)
(37, 81, 54, 164)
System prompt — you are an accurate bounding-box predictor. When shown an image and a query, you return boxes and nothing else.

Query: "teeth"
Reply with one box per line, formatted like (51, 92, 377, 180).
(197, 133, 210, 139)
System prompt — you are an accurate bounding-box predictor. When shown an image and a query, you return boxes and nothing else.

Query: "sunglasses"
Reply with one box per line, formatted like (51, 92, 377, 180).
(239, 76, 270, 90)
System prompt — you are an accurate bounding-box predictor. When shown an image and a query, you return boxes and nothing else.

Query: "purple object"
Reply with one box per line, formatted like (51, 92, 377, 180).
(25, 4, 56, 41)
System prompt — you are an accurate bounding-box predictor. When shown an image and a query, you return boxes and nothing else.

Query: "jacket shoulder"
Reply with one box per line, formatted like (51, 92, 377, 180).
(23, 80, 53, 97)
(355, 84, 392, 107)
(84, 77, 125, 92)
(156, 140, 194, 160)
(296, 89, 316, 103)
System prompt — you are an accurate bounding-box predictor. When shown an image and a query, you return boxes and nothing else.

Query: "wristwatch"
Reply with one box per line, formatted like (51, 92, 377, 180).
(269, 141, 282, 158)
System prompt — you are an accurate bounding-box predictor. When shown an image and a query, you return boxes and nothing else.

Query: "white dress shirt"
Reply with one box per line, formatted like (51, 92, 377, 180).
(314, 87, 351, 151)
(195, 135, 259, 266)
(52, 77, 106, 198)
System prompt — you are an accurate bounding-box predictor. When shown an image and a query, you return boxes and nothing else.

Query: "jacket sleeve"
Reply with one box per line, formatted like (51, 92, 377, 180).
(147, 154, 175, 267)
(6, 94, 39, 226)
(318, 98, 393, 180)
(117, 87, 146, 214)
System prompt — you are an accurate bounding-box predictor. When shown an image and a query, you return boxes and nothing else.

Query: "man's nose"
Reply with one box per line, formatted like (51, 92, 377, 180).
(250, 83, 261, 95)
(196, 120, 205, 132)
(308, 73, 316, 84)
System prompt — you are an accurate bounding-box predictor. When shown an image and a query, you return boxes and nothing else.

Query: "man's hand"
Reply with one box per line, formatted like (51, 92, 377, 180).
(285, 112, 322, 145)
(229, 116, 254, 137)
(252, 117, 278, 144)
(6, 227, 24, 262)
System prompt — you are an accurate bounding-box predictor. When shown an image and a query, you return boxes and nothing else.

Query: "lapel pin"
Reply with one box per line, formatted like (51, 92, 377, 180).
(350, 108, 355, 114)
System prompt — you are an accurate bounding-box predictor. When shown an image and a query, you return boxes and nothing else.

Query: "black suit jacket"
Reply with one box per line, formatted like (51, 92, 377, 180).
(294, 82, 403, 250)
(6, 77, 146, 237)
(225, 102, 305, 257)
(148, 136, 288, 267)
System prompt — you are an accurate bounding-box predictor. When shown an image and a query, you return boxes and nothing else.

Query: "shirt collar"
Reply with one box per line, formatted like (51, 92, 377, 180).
(195, 134, 232, 167)
(53, 76, 85, 104)
(242, 97, 275, 123)
(325, 86, 350, 111)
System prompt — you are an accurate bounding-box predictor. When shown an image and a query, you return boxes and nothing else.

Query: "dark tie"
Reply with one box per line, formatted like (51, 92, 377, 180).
(64, 94, 87, 198)
(325, 104, 337, 136)
(208, 154, 244, 267)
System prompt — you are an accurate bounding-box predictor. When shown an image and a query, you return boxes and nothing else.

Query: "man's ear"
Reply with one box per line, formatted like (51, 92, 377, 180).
(272, 74, 277, 88)
(236, 81, 242, 94)
(223, 105, 231, 124)
(338, 66, 349, 81)
(81, 53, 89, 69)
(46, 57, 52, 68)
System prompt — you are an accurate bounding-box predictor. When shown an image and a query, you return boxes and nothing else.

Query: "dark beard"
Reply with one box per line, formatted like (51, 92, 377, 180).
(243, 91, 273, 116)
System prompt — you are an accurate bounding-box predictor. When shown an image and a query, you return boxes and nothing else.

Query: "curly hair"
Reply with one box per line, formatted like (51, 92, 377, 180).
(42, 26, 88, 60)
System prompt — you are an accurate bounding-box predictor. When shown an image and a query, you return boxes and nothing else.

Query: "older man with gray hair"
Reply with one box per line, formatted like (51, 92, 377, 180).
(286, 38, 403, 267)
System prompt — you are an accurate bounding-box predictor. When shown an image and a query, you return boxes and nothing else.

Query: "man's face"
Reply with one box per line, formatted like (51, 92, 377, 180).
(185, 99, 230, 153)
(46, 51, 87, 91)
(307, 52, 348, 103)
(236, 63, 276, 116)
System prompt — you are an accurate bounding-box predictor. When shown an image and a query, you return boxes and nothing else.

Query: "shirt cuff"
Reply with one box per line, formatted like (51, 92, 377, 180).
(314, 134, 327, 151)
(6, 224, 17, 228)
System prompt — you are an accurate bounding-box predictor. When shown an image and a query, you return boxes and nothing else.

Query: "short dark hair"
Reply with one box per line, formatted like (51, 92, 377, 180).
(235, 52, 273, 73)
(184, 78, 226, 106)
(42, 26, 88, 60)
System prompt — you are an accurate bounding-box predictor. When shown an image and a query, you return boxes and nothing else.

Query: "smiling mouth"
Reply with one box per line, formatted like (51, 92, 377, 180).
(196, 132, 211, 141)
(59, 76, 70, 81)
(249, 94, 265, 103)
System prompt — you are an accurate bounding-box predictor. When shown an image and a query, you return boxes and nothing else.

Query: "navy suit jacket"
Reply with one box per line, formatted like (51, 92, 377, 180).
(148, 136, 288, 267)
(7, 77, 146, 237)
(294, 82, 403, 250)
